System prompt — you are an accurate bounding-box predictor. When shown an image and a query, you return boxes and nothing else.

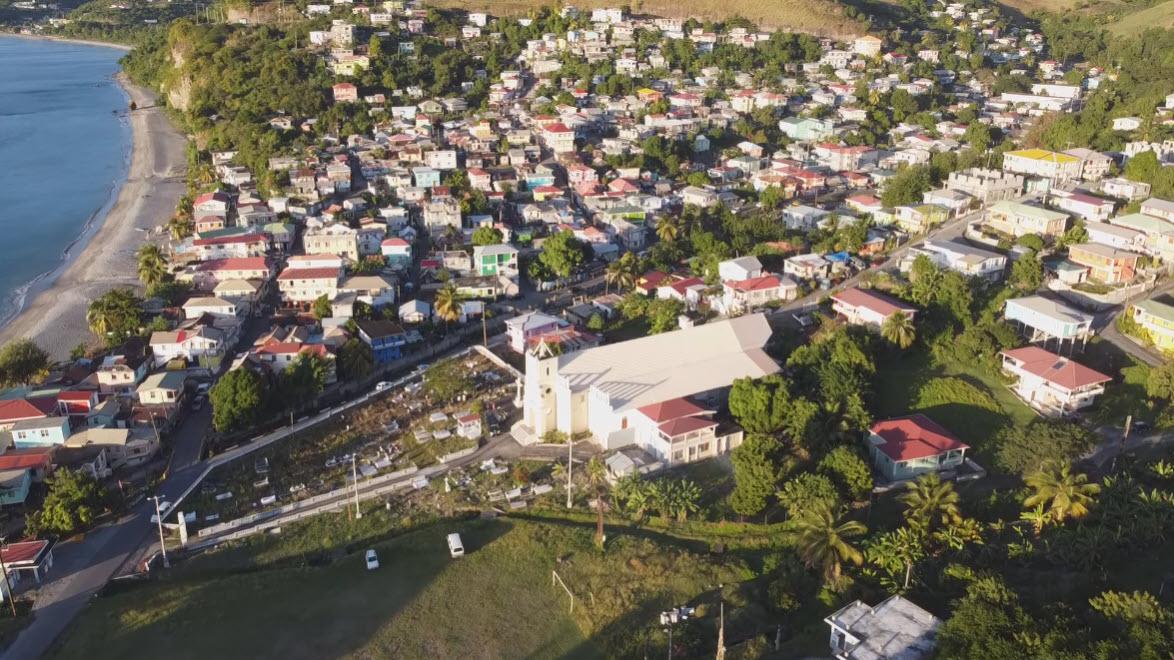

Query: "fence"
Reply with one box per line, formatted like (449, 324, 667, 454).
(438, 446, 478, 464)
(195, 464, 420, 538)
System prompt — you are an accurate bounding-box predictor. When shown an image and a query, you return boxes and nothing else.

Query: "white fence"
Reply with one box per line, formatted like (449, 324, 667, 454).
(438, 446, 478, 464)
(195, 464, 419, 538)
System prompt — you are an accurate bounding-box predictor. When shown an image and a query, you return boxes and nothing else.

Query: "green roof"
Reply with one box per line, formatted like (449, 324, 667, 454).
(1134, 298, 1174, 323)
(990, 200, 1067, 221)
(1110, 213, 1174, 235)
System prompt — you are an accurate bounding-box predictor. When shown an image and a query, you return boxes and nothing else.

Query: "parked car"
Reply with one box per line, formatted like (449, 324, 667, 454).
(192, 396, 205, 411)
(447, 533, 465, 558)
(365, 549, 379, 570)
(375, 381, 393, 392)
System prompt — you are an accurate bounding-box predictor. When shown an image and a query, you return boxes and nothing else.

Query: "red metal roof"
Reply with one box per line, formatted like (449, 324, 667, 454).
(1000, 346, 1112, 391)
(0, 400, 49, 424)
(0, 540, 51, 566)
(637, 397, 710, 423)
(658, 416, 718, 436)
(870, 414, 968, 462)
(832, 287, 916, 318)
(728, 275, 784, 292)
(0, 447, 53, 471)
(197, 257, 269, 272)
(277, 267, 340, 281)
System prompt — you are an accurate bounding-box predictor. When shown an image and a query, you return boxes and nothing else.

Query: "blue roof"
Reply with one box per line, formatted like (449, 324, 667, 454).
(825, 251, 852, 263)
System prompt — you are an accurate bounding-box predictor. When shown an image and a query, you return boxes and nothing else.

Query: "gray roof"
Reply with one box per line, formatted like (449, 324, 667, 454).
(826, 595, 940, 660)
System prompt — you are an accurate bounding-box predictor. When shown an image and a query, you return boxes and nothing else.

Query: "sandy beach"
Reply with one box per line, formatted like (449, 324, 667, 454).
(0, 71, 187, 358)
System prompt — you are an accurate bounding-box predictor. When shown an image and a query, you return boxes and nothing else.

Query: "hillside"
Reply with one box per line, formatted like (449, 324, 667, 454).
(430, 0, 869, 37)
(1107, 0, 1174, 33)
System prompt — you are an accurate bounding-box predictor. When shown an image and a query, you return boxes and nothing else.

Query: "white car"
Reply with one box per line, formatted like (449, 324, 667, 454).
(375, 381, 393, 392)
(365, 549, 379, 570)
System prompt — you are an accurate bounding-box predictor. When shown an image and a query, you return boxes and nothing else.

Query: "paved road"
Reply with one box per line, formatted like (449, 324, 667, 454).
(3, 408, 209, 660)
(768, 202, 984, 322)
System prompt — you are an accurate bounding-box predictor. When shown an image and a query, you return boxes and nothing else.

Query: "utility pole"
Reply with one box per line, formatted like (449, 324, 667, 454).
(1112, 414, 1132, 473)
(150, 496, 170, 568)
(0, 538, 17, 617)
(351, 455, 363, 519)
(565, 436, 574, 509)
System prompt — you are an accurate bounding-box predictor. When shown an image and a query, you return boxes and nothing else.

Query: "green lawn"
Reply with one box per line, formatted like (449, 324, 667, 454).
(875, 349, 1036, 454)
(52, 511, 748, 660)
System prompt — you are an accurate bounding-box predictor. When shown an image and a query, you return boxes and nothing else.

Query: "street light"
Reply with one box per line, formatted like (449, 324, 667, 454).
(149, 496, 170, 568)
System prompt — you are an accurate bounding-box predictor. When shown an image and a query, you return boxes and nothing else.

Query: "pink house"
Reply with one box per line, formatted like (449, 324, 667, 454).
(332, 83, 358, 103)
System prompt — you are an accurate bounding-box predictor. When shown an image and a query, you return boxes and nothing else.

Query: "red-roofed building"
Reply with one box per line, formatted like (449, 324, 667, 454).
(867, 414, 969, 481)
(1000, 346, 1112, 417)
(332, 82, 358, 103)
(831, 287, 918, 328)
(540, 122, 576, 154)
(276, 266, 341, 305)
(721, 274, 799, 313)
(0, 539, 55, 591)
(253, 341, 337, 383)
(630, 397, 742, 465)
(0, 399, 51, 431)
(0, 447, 54, 481)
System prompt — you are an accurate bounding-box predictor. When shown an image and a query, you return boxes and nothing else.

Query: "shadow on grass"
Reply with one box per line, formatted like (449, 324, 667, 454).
(51, 518, 514, 660)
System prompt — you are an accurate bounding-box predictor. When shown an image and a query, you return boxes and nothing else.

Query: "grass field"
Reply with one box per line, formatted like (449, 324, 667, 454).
(875, 350, 1035, 441)
(51, 511, 750, 660)
(431, 0, 866, 36)
(1107, 0, 1174, 34)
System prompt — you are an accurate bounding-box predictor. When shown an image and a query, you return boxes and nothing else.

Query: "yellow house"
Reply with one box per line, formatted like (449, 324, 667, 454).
(1002, 149, 1082, 182)
(984, 200, 1069, 238)
(1131, 298, 1174, 352)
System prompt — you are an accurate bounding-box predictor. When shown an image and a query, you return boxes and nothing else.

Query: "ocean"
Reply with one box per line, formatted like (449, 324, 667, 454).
(0, 36, 132, 327)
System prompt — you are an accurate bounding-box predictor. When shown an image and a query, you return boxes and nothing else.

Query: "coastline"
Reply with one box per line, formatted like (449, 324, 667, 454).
(0, 30, 132, 51)
(0, 69, 187, 359)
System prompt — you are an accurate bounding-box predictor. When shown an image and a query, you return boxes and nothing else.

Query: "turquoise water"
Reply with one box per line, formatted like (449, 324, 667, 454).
(0, 36, 131, 326)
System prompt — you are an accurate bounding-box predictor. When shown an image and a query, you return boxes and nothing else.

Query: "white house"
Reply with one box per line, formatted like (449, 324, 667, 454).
(906, 239, 1007, 281)
(519, 314, 778, 448)
(149, 326, 226, 367)
(831, 288, 917, 327)
(718, 256, 764, 282)
(182, 296, 242, 319)
(505, 311, 568, 353)
(1000, 346, 1111, 417)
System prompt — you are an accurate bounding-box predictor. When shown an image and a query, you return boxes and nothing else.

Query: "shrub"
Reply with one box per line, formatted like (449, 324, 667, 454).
(818, 446, 874, 500)
(777, 472, 839, 518)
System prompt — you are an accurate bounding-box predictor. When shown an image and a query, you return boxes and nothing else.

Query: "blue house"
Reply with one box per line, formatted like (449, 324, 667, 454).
(0, 470, 31, 507)
(412, 167, 441, 189)
(10, 416, 70, 449)
(356, 319, 409, 365)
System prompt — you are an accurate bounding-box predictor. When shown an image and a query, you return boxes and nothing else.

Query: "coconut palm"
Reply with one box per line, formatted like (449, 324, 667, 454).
(167, 214, 193, 241)
(586, 456, 609, 547)
(788, 503, 867, 584)
(656, 217, 680, 243)
(1024, 464, 1100, 524)
(881, 311, 916, 349)
(86, 288, 142, 345)
(605, 253, 638, 294)
(136, 244, 169, 289)
(433, 283, 461, 333)
(899, 473, 962, 528)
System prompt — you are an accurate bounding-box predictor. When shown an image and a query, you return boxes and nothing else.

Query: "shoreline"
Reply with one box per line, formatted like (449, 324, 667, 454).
(0, 65, 187, 359)
(0, 30, 132, 51)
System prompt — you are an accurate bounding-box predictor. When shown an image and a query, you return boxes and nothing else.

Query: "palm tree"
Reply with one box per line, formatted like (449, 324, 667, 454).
(1024, 464, 1100, 524)
(1019, 503, 1051, 536)
(434, 284, 461, 333)
(605, 253, 638, 294)
(899, 474, 961, 528)
(881, 311, 916, 349)
(656, 217, 679, 243)
(167, 214, 192, 241)
(586, 456, 609, 547)
(789, 504, 867, 584)
(136, 244, 168, 289)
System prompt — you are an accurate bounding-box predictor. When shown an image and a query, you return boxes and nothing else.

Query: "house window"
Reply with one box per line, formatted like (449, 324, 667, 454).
(40, 429, 49, 438)
(698, 443, 709, 453)
(673, 450, 683, 462)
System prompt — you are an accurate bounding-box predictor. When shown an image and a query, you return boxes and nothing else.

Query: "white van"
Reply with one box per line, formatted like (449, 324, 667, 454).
(446, 533, 464, 558)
